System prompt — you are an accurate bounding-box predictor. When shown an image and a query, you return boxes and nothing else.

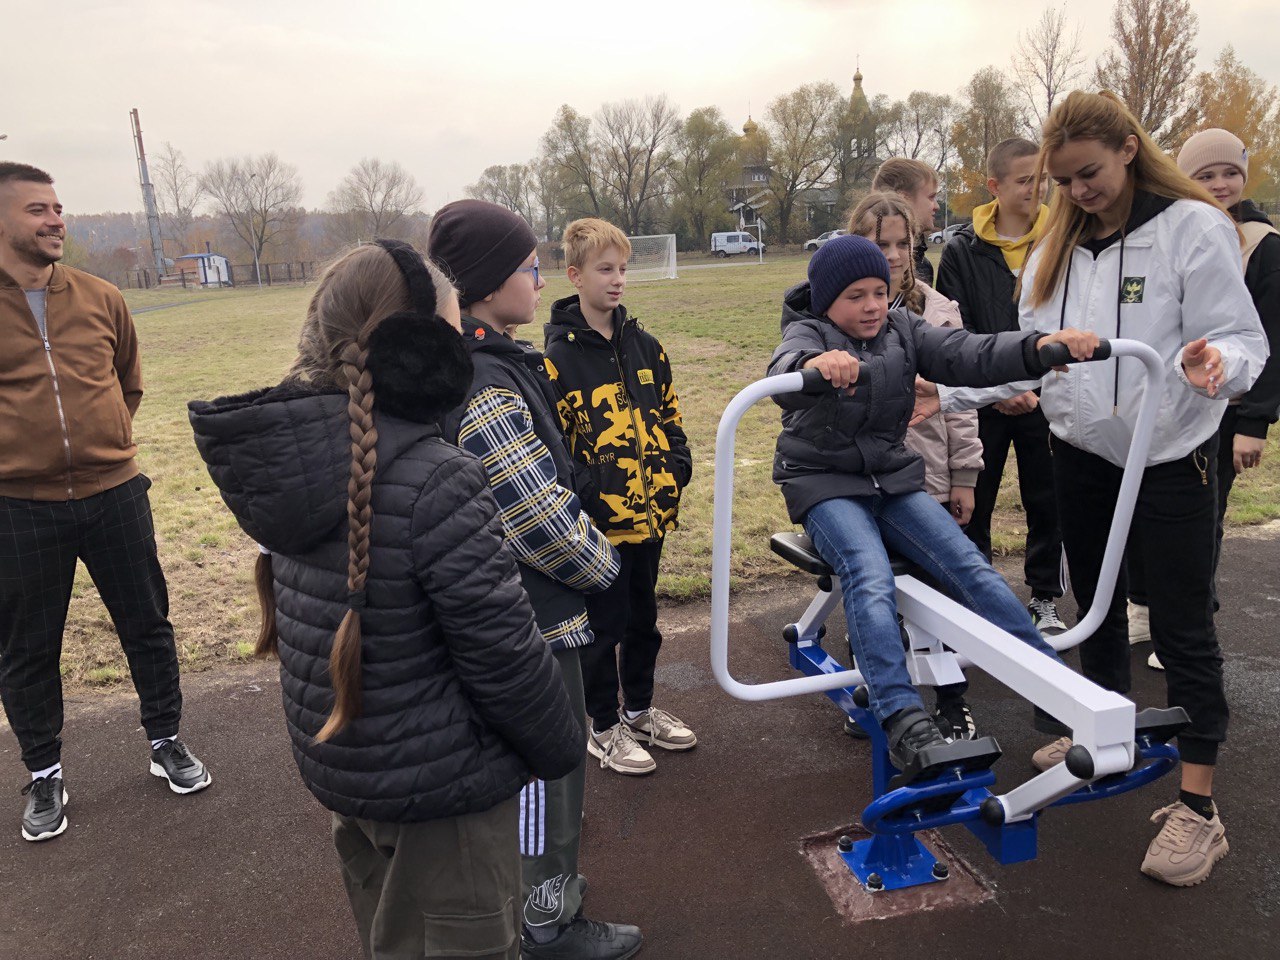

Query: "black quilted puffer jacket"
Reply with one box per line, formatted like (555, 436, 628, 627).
(188, 314, 583, 823)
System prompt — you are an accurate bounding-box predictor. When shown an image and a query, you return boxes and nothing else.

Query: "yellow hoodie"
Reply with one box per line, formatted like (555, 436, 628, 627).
(971, 200, 1049, 275)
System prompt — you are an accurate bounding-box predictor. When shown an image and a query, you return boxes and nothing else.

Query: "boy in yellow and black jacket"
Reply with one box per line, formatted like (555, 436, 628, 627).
(544, 218, 695, 776)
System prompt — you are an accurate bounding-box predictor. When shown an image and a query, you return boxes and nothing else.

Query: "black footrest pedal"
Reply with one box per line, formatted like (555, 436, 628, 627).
(888, 735, 1002, 791)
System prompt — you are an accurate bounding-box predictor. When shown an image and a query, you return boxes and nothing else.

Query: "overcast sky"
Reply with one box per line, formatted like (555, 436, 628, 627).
(4, 0, 1277, 216)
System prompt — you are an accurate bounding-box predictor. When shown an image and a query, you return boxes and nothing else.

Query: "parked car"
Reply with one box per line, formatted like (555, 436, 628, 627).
(711, 231, 764, 257)
(804, 229, 846, 251)
(929, 223, 965, 244)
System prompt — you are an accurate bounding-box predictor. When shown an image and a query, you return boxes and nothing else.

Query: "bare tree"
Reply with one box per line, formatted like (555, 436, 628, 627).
(465, 163, 536, 224)
(327, 158, 424, 242)
(1012, 5, 1085, 130)
(1094, 0, 1199, 146)
(152, 142, 203, 251)
(764, 81, 843, 243)
(541, 105, 604, 217)
(881, 92, 960, 170)
(200, 154, 303, 275)
(596, 96, 681, 234)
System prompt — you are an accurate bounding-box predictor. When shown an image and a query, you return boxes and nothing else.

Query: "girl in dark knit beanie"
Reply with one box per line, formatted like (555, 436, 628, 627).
(767, 234, 1095, 779)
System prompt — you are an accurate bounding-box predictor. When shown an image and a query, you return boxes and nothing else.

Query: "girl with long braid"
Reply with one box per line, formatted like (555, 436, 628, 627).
(190, 241, 583, 959)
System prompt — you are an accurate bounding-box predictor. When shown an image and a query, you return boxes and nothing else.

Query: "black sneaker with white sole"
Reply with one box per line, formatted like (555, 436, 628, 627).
(150, 739, 212, 794)
(1028, 597, 1067, 635)
(21, 776, 68, 842)
(932, 697, 978, 742)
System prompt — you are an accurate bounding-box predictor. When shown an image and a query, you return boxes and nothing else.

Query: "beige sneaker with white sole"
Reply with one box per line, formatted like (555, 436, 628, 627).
(587, 723, 656, 775)
(620, 707, 697, 751)
(1128, 600, 1151, 645)
(1140, 801, 1228, 886)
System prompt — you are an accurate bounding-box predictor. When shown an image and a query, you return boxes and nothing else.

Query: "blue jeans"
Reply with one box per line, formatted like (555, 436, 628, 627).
(804, 491, 1062, 725)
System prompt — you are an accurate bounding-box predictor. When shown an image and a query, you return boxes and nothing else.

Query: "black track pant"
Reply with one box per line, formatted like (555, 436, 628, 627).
(0, 475, 182, 770)
(966, 405, 1064, 598)
(1052, 437, 1226, 766)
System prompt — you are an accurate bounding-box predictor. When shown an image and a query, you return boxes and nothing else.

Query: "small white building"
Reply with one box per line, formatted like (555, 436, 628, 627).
(173, 252, 231, 287)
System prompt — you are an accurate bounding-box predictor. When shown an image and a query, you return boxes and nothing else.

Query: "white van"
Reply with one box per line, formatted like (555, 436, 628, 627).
(710, 232, 764, 257)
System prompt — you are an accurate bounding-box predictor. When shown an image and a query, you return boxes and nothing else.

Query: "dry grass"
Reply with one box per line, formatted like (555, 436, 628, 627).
(54, 254, 1280, 688)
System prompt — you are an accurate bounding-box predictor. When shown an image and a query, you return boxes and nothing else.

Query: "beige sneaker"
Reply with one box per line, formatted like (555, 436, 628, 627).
(587, 723, 656, 775)
(1140, 801, 1228, 887)
(1031, 736, 1074, 773)
(621, 707, 697, 751)
(1128, 601, 1151, 645)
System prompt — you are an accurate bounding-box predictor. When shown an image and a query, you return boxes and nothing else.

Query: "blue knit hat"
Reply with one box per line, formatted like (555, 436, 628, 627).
(808, 235, 892, 316)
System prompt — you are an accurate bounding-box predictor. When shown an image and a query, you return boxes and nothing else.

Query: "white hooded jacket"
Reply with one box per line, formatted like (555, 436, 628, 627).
(941, 196, 1268, 467)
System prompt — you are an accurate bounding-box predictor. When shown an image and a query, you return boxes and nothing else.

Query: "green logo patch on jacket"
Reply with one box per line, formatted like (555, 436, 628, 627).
(1121, 277, 1145, 304)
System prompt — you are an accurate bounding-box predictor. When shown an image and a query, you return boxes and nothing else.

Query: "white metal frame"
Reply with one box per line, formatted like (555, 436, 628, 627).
(709, 340, 1167, 821)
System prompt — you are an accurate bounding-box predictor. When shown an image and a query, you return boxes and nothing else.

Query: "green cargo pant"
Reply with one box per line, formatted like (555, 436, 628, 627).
(333, 795, 521, 959)
(520, 647, 586, 934)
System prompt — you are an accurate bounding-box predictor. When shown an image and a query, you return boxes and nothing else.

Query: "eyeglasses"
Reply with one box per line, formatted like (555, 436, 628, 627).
(515, 259, 541, 286)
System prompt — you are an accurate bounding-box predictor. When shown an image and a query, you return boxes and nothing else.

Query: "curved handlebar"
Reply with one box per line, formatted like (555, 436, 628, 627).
(799, 364, 869, 394)
(1038, 338, 1113, 368)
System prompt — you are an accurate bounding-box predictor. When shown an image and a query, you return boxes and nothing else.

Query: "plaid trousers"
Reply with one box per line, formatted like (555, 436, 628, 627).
(0, 474, 182, 770)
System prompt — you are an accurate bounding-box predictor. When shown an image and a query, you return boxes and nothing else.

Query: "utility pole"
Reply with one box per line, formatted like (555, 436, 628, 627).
(130, 108, 166, 278)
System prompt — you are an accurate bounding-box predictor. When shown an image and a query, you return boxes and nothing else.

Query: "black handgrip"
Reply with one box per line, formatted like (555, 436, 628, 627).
(1038, 338, 1112, 367)
(798, 365, 868, 394)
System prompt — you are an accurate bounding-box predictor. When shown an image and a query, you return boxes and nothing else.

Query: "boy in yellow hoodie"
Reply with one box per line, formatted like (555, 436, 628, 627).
(936, 138, 1066, 636)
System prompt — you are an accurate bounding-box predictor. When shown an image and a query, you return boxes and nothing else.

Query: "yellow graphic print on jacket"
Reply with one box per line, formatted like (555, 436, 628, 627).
(544, 297, 693, 545)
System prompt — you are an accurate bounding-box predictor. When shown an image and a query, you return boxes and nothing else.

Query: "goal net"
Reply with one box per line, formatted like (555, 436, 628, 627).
(626, 234, 678, 281)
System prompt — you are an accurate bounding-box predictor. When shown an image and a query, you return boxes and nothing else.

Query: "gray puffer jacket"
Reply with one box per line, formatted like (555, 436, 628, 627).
(768, 281, 1050, 523)
(189, 315, 583, 823)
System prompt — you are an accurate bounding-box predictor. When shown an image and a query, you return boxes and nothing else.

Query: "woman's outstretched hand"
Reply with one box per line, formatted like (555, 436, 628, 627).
(1181, 338, 1224, 397)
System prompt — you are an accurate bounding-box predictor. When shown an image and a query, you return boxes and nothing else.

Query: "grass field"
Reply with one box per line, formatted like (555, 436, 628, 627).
(52, 252, 1280, 688)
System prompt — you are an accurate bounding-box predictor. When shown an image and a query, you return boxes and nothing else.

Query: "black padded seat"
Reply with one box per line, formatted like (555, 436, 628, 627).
(770, 531, 929, 580)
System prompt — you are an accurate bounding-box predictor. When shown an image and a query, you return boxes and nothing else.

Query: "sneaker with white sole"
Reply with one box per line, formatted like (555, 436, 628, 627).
(1148, 650, 1165, 671)
(620, 707, 696, 751)
(20, 776, 68, 842)
(1128, 600, 1151, 645)
(932, 698, 978, 742)
(1140, 801, 1228, 886)
(1031, 735, 1074, 773)
(587, 724, 656, 775)
(150, 739, 212, 794)
(1027, 597, 1067, 635)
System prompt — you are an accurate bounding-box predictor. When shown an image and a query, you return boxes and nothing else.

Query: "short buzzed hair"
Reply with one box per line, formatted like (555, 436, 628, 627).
(0, 163, 54, 188)
(986, 138, 1040, 182)
(562, 218, 631, 270)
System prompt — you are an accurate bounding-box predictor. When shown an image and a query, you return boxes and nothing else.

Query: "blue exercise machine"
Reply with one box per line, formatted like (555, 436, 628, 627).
(709, 338, 1189, 892)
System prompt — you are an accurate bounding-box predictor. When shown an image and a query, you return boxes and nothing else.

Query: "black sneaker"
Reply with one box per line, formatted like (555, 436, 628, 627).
(149, 739, 212, 794)
(21, 776, 68, 842)
(1028, 597, 1067, 635)
(933, 698, 978, 742)
(885, 708, 948, 773)
(521, 917, 643, 960)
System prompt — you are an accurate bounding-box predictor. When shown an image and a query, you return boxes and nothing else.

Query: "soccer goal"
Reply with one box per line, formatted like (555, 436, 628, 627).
(626, 234, 678, 281)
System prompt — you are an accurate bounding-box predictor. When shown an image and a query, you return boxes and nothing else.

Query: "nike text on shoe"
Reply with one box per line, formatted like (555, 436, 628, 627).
(149, 739, 212, 794)
(1027, 597, 1067, 635)
(21, 776, 68, 842)
(586, 724, 656, 775)
(620, 707, 696, 751)
(1140, 801, 1228, 887)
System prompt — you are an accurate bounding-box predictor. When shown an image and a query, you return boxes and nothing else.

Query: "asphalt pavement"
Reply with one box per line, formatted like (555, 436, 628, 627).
(2, 529, 1277, 959)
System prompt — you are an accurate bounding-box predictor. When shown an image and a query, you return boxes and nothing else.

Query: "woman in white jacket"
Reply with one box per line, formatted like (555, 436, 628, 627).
(1020, 91, 1267, 887)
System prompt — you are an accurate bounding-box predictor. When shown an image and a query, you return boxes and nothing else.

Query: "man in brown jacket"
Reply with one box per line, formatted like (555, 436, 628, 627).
(0, 163, 210, 844)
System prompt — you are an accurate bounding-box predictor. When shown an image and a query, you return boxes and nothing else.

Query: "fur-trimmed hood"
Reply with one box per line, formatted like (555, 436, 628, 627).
(188, 314, 472, 554)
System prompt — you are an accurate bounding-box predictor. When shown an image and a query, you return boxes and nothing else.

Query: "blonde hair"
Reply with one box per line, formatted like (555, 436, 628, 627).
(846, 192, 925, 314)
(562, 218, 632, 269)
(265, 243, 455, 743)
(871, 157, 938, 197)
(1027, 90, 1225, 308)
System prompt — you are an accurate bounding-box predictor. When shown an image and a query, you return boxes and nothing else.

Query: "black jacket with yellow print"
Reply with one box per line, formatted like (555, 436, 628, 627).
(544, 296, 692, 545)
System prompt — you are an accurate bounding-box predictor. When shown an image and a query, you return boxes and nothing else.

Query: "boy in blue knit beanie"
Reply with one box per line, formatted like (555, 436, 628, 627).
(768, 235, 1095, 778)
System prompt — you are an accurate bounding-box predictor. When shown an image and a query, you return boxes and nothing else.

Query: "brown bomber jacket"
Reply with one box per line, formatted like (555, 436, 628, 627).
(0, 262, 142, 500)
